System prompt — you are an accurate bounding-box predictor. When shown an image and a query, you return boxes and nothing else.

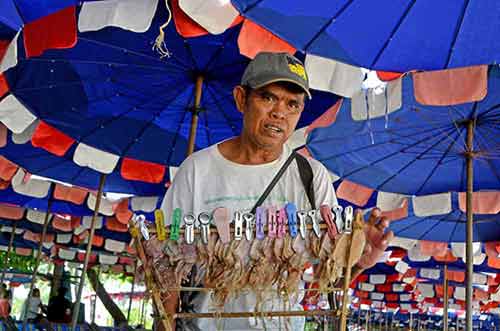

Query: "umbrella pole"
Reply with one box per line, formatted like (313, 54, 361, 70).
(187, 76, 204, 156)
(465, 120, 474, 331)
(71, 174, 106, 331)
(0, 222, 17, 284)
(443, 264, 448, 331)
(22, 198, 53, 331)
(127, 260, 138, 322)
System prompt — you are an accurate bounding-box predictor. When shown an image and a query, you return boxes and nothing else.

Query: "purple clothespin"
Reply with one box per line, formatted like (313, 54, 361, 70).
(255, 206, 266, 240)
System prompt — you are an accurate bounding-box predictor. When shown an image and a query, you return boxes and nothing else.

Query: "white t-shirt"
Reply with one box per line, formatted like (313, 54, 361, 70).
(160, 142, 338, 330)
(25, 297, 41, 320)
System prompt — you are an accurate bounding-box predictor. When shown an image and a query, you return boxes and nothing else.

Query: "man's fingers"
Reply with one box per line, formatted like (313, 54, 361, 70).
(380, 230, 394, 247)
(367, 208, 381, 226)
(363, 242, 372, 255)
(375, 216, 390, 231)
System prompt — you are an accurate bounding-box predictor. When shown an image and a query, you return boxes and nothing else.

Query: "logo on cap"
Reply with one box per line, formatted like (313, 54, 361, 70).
(286, 56, 307, 81)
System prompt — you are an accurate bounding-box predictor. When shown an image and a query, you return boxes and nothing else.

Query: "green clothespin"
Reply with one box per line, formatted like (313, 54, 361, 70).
(170, 208, 181, 241)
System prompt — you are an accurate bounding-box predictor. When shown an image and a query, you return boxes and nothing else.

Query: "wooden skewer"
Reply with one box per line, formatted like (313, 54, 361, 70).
(157, 286, 343, 293)
(173, 309, 342, 319)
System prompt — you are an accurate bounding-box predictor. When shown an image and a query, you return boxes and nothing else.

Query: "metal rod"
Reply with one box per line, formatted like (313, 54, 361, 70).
(465, 120, 474, 331)
(174, 309, 341, 319)
(443, 264, 448, 331)
(71, 174, 106, 331)
(187, 76, 204, 156)
(0, 222, 17, 284)
(127, 260, 138, 322)
(22, 198, 52, 331)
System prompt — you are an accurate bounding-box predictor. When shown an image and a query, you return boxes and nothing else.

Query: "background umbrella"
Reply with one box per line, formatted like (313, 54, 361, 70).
(307, 65, 500, 330)
(0, 135, 168, 195)
(230, 0, 500, 72)
(0, 0, 339, 188)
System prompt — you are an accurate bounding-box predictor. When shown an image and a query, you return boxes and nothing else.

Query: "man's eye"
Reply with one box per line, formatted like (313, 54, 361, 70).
(260, 93, 275, 102)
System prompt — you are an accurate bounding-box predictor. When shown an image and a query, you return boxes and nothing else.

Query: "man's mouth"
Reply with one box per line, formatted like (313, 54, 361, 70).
(264, 124, 284, 134)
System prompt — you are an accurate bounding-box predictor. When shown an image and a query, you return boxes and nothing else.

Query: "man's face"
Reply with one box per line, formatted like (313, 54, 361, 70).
(234, 82, 305, 150)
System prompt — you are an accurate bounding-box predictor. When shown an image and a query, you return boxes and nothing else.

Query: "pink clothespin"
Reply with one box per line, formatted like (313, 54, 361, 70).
(276, 208, 286, 238)
(267, 206, 277, 238)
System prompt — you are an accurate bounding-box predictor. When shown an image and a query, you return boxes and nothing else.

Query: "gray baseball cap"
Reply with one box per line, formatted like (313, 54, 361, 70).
(241, 52, 311, 99)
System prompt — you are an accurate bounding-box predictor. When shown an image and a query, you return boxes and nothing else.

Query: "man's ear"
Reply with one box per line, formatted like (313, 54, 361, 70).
(233, 85, 247, 114)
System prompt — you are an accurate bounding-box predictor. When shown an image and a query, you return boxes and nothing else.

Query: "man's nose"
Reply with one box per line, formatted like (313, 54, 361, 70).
(270, 103, 287, 119)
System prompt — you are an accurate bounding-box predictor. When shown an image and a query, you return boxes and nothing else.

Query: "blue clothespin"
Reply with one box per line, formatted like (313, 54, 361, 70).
(285, 203, 298, 238)
(255, 206, 266, 240)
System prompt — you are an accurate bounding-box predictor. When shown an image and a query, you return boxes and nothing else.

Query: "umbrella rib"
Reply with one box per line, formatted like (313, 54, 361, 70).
(204, 27, 241, 72)
(23, 57, 184, 73)
(202, 92, 212, 147)
(370, 0, 417, 68)
(312, 124, 451, 155)
(165, 87, 196, 165)
(74, 77, 189, 143)
(376, 128, 460, 190)
(238, 0, 266, 13)
(115, 83, 193, 163)
(303, 0, 356, 52)
(77, 37, 188, 69)
(390, 217, 426, 235)
(416, 214, 450, 241)
(410, 107, 467, 154)
(444, 0, 471, 68)
(414, 130, 462, 195)
(337, 126, 456, 178)
(447, 216, 462, 242)
(478, 103, 500, 118)
(204, 82, 240, 136)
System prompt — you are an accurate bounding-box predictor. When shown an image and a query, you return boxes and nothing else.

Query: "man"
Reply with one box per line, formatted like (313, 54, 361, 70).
(47, 287, 72, 324)
(161, 52, 393, 330)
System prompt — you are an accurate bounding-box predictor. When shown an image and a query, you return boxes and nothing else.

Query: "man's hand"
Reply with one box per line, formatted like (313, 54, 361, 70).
(356, 208, 394, 270)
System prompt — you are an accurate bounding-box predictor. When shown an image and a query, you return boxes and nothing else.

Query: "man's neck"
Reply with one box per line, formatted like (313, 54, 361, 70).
(218, 136, 283, 165)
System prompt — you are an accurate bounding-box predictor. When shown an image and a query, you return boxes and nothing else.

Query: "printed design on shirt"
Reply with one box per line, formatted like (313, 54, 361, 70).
(204, 194, 288, 205)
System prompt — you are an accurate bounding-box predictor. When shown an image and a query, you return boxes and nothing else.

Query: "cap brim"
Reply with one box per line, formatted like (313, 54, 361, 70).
(251, 78, 312, 99)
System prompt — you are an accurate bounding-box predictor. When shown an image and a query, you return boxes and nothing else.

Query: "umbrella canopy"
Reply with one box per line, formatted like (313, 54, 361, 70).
(388, 192, 500, 242)
(0, 133, 167, 195)
(307, 65, 500, 195)
(230, 0, 500, 72)
(0, 0, 339, 186)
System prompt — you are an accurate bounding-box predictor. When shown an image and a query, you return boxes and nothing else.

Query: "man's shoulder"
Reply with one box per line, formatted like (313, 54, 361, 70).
(178, 145, 218, 168)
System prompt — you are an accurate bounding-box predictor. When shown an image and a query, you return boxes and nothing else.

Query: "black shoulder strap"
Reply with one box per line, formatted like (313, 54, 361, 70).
(251, 150, 315, 214)
(295, 152, 316, 209)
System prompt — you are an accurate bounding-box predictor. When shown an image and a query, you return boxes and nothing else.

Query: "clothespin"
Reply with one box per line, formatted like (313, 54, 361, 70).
(234, 211, 243, 241)
(297, 210, 308, 239)
(285, 203, 298, 238)
(243, 213, 255, 241)
(276, 208, 286, 238)
(154, 209, 166, 241)
(136, 214, 149, 241)
(308, 209, 321, 238)
(331, 205, 344, 233)
(183, 213, 196, 244)
(255, 206, 266, 240)
(267, 206, 277, 238)
(343, 206, 354, 233)
(170, 208, 182, 241)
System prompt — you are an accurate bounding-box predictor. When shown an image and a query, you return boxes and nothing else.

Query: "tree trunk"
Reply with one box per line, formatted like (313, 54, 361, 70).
(86, 268, 128, 327)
